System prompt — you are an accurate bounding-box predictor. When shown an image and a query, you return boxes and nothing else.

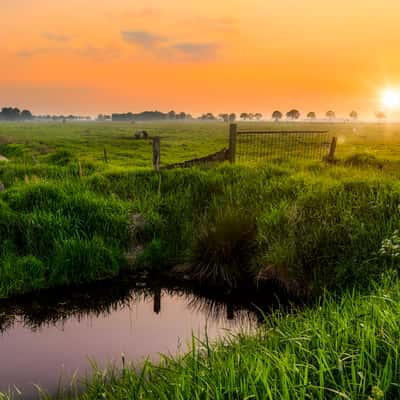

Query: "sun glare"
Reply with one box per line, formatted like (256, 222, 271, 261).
(381, 89, 400, 110)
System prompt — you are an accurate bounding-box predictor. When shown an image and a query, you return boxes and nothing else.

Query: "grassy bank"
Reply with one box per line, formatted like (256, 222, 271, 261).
(1, 120, 400, 298)
(27, 273, 397, 400)
(1, 160, 400, 297)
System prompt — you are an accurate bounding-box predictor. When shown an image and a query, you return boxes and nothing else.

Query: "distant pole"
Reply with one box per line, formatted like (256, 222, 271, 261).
(229, 123, 237, 163)
(327, 136, 337, 162)
(103, 147, 108, 163)
(153, 137, 161, 172)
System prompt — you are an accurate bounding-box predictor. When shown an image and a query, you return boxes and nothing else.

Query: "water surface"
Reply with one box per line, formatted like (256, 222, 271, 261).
(0, 277, 278, 398)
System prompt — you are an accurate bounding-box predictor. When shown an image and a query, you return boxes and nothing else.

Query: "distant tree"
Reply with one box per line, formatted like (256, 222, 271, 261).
(349, 110, 358, 120)
(307, 112, 316, 120)
(218, 113, 229, 122)
(286, 109, 300, 120)
(199, 113, 217, 120)
(21, 110, 33, 120)
(248, 113, 254, 121)
(272, 110, 282, 121)
(255, 113, 263, 120)
(240, 113, 249, 120)
(167, 110, 176, 120)
(375, 111, 387, 120)
(0, 107, 21, 120)
(326, 110, 336, 120)
(177, 112, 186, 120)
(229, 113, 237, 123)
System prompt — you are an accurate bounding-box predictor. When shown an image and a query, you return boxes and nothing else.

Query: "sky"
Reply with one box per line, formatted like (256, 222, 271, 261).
(1, 0, 400, 117)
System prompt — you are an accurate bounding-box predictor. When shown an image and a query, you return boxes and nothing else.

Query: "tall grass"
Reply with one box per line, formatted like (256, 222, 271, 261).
(0, 181, 130, 297)
(1, 161, 400, 298)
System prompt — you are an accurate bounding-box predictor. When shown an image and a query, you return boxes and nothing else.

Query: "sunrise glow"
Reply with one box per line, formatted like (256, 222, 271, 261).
(381, 89, 400, 110)
(2, 1, 400, 116)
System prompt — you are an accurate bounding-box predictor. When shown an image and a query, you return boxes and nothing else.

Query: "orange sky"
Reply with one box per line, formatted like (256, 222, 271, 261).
(1, 0, 400, 117)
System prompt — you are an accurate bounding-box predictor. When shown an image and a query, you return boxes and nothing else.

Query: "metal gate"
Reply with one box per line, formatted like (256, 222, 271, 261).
(229, 124, 335, 163)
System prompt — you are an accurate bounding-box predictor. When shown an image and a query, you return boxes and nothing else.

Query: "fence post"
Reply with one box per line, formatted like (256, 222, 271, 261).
(103, 147, 108, 163)
(229, 123, 237, 163)
(327, 136, 337, 162)
(153, 137, 161, 171)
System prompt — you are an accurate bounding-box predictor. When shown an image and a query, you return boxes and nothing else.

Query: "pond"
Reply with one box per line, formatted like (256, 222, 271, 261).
(0, 275, 284, 399)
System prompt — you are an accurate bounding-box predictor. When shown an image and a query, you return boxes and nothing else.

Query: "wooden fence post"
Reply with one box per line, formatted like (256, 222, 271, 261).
(153, 137, 161, 171)
(229, 123, 237, 163)
(327, 136, 337, 162)
(103, 147, 108, 163)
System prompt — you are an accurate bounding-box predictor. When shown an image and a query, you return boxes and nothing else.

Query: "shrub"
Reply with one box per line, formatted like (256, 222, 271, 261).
(191, 209, 257, 288)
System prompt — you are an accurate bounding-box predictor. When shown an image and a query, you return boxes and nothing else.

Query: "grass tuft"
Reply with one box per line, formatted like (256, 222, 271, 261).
(191, 209, 258, 287)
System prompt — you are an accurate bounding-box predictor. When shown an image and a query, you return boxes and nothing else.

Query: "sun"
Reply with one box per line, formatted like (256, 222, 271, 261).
(381, 89, 400, 110)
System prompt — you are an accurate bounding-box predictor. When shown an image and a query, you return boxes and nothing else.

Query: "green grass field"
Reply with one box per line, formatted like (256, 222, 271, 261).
(2, 120, 400, 399)
(1, 120, 400, 168)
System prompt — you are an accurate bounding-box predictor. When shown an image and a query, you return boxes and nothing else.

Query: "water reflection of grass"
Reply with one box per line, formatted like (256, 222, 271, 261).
(0, 277, 281, 333)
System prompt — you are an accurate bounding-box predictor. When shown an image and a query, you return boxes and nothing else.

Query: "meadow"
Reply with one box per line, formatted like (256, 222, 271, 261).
(2, 120, 400, 398)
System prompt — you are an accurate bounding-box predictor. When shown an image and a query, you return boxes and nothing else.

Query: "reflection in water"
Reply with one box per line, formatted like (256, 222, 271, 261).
(0, 275, 288, 399)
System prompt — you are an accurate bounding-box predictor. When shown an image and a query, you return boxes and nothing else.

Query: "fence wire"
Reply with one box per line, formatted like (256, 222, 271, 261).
(236, 130, 330, 163)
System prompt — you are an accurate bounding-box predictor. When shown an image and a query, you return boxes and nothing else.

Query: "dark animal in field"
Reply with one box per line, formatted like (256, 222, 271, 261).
(134, 130, 149, 139)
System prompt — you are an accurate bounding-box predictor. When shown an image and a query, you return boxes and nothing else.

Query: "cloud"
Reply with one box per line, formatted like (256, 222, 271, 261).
(121, 29, 219, 61)
(77, 45, 121, 61)
(17, 48, 56, 58)
(121, 30, 167, 48)
(43, 32, 71, 43)
(17, 45, 120, 61)
(171, 42, 219, 61)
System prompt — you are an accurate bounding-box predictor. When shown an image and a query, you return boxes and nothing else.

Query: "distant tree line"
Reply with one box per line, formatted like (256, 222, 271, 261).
(111, 110, 193, 122)
(270, 109, 362, 121)
(36, 115, 92, 121)
(0, 107, 91, 121)
(0, 107, 33, 121)
(0, 106, 390, 123)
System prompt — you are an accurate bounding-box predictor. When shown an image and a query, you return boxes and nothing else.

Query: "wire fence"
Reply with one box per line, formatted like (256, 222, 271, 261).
(236, 130, 331, 163)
